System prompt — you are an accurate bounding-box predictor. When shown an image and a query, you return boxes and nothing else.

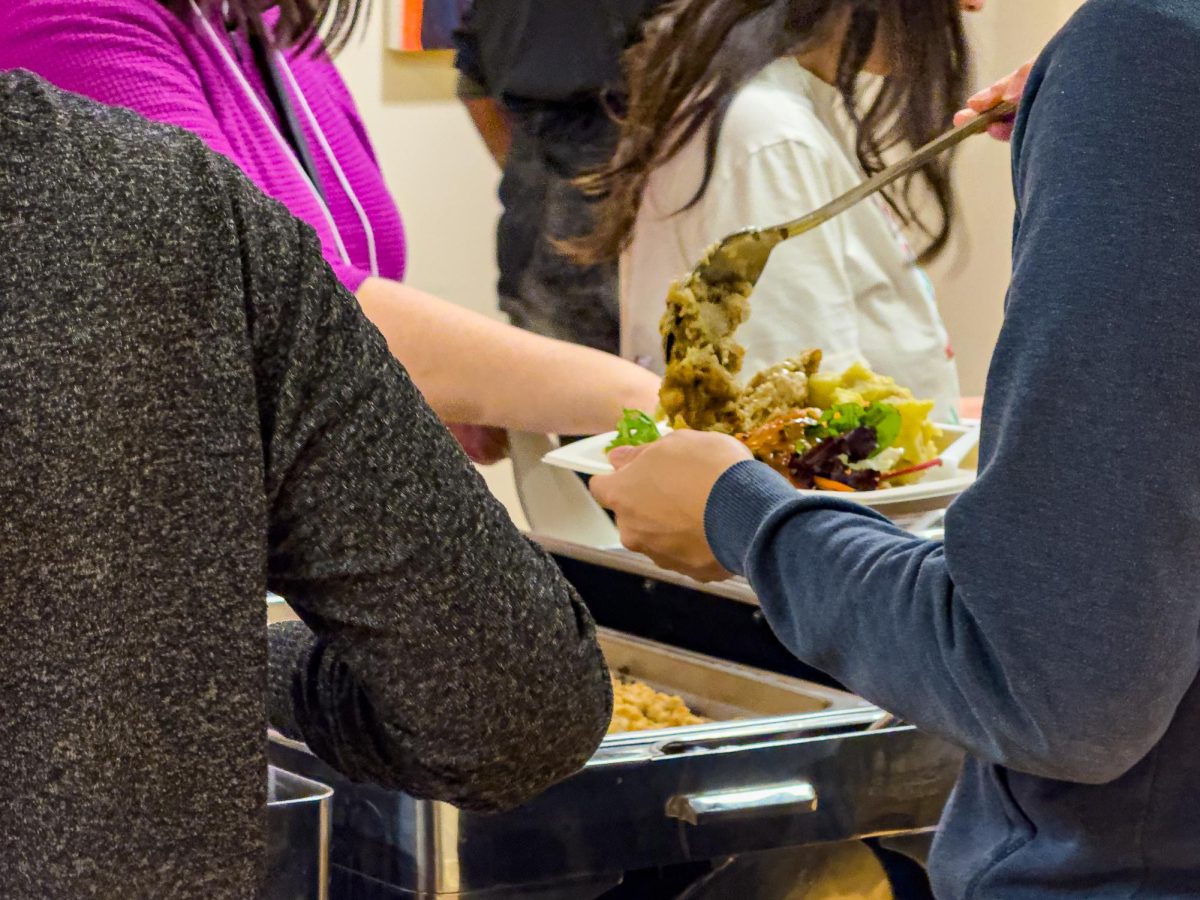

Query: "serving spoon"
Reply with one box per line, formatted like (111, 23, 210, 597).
(686, 101, 1018, 289)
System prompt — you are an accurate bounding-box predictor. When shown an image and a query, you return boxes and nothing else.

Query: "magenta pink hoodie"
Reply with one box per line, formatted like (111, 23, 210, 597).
(0, 0, 407, 291)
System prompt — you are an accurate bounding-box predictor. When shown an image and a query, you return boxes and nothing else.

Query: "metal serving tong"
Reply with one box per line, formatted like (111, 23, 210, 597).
(687, 101, 1018, 289)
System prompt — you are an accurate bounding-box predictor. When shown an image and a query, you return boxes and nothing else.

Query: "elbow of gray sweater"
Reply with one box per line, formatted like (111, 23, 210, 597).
(269, 618, 614, 811)
(970, 690, 1173, 787)
(375, 657, 614, 813)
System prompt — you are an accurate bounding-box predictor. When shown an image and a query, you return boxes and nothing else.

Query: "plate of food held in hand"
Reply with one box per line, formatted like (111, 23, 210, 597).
(543, 260, 975, 505)
(543, 355, 978, 506)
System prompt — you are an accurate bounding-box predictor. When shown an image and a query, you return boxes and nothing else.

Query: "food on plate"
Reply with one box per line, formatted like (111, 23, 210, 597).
(611, 357, 942, 492)
(807, 362, 942, 471)
(734, 349, 822, 431)
(651, 264, 943, 491)
(736, 362, 943, 491)
(607, 409, 661, 451)
(608, 675, 708, 733)
(658, 274, 751, 433)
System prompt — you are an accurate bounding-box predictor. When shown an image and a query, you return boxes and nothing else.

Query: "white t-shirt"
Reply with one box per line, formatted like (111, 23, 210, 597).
(620, 58, 961, 421)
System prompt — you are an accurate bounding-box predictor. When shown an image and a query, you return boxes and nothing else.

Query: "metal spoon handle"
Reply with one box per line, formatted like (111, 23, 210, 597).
(778, 101, 1018, 241)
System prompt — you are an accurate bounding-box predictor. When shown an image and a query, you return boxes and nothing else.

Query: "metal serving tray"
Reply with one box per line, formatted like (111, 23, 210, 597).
(599, 628, 857, 729)
(262, 537, 964, 897)
(268, 629, 961, 898)
(265, 766, 333, 900)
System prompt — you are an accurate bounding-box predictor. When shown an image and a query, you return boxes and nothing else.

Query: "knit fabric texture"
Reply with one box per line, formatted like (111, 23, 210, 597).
(0, 72, 610, 899)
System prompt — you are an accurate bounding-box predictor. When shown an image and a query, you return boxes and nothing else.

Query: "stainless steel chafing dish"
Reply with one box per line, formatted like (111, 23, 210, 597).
(266, 766, 333, 900)
(269, 537, 963, 899)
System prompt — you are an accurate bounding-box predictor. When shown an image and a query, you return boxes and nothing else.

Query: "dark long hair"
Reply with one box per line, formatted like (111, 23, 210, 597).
(570, 0, 969, 265)
(164, 0, 370, 51)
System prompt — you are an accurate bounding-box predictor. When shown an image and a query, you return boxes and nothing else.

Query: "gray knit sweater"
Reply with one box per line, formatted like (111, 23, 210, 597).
(0, 72, 611, 899)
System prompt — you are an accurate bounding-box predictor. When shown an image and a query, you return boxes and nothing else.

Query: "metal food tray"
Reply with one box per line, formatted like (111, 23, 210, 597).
(269, 632, 959, 898)
(266, 538, 964, 898)
(598, 629, 861, 733)
(266, 766, 333, 900)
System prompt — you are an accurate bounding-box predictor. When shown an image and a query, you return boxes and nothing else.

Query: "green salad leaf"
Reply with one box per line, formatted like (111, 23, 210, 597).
(862, 403, 902, 453)
(806, 403, 864, 442)
(607, 409, 661, 451)
(805, 402, 901, 457)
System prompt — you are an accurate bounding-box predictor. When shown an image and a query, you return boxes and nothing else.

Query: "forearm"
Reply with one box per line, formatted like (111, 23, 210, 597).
(356, 276, 659, 435)
(266, 617, 422, 790)
(708, 454, 1193, 786)
(263, 368, 613, 807)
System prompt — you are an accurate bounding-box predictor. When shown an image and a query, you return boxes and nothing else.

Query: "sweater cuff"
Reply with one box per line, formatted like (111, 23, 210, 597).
(267, 620, 315, 741)
(705, 460, 801, 576)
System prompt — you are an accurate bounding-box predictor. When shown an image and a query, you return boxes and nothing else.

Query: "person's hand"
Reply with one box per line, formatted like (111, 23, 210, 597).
(449, 423, 510, 465)
(954, 60, 1033, 142)
(590, 431, 752, 582)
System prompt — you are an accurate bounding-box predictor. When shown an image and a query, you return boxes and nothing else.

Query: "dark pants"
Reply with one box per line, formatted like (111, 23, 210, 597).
(865, 834, 936, 899)
(496, 117, 619, 354)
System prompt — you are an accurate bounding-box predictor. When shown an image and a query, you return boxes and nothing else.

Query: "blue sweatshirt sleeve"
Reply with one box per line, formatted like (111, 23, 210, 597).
(706, 0, 1200, 786)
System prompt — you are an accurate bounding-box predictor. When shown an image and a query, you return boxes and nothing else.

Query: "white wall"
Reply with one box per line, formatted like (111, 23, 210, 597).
(334, 39, 502, 317)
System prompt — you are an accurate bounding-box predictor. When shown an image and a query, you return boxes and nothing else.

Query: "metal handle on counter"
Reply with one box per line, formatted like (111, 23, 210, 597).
(665, 782, 818, 826)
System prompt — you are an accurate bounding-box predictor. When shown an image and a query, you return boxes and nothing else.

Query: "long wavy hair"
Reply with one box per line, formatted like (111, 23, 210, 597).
(164, 0, 370, 50)
(569, 0, 969, 265)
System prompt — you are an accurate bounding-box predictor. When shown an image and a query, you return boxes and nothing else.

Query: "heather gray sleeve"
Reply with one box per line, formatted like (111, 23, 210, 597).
(231, 181, 611, 811)
(706, 1, 1200, 787)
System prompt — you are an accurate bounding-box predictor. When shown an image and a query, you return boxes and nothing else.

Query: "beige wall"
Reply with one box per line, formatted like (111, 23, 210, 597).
(334, 35, 502, 318)
(928, 0, 1085, 395)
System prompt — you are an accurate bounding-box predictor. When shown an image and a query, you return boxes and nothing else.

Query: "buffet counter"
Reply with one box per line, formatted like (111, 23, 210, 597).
(268, 536, 963, 899)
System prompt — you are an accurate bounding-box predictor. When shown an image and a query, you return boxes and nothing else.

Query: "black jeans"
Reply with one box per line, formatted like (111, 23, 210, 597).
(865, 834, 936, 899)
(496, 116, 619, 354)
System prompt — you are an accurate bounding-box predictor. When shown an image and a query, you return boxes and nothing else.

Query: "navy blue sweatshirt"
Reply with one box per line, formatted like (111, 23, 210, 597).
(705, 1, 1200, 896)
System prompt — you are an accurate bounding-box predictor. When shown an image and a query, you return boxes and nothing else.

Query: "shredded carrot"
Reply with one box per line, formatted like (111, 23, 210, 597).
(736, 409, 819, 453)
(813, 476, 857, 493)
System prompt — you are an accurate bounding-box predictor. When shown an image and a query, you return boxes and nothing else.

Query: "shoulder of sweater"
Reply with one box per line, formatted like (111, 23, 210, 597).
(6, 0, 181, 28)
(1014, 0, 1200, 186)
(1051, 0, 1200, 53)
(1, 71, 256, 229)
(4, 72, 192, 162)
(1022, 0, 1200, 137)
